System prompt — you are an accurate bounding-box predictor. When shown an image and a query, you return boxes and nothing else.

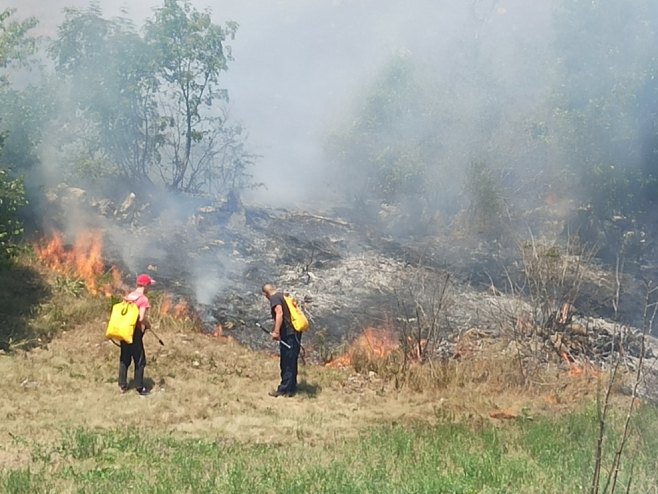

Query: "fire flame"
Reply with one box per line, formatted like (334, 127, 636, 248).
(326, 328, 400, 368)
(106, 266, 124, 297)
(560, 352, 600, 378)
(35, 231, 122, 295)
(35, 232, 201, 316)
(159, 293, 173, 315)
(210, 323, 233, 342)
(560, 352, 582, 377)
(158, 292, 196, 321)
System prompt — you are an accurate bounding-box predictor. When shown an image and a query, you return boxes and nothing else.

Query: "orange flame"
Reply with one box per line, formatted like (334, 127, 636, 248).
(326, 328, 399, 368)
(102, 266, 126, 297)
(325, 354, 351, 368)
(73, 231, 103, 293)
(159, 293, 173, 316)
(360, 328, 399, 358)
(35, 231, 119, 295)
(210, 323, 233, 342)
(560, 352, 600, 378)
(36, 232, 66, 271)
(560, 352, 582, 377)
(158, 292, 196, 322)
(173, 299, 191, 320)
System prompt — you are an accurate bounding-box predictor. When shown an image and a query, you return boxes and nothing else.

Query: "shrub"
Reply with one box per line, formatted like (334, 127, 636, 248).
(463, 161, 508, 236)
(0, 168, 27, 260)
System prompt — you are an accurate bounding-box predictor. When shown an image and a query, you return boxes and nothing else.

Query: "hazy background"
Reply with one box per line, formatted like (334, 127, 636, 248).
(6, 0, 556, 209)
(3, 0, 657, 314)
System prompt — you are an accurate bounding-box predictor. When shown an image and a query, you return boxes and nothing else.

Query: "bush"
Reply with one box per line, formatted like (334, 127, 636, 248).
(519, 237, 594, 330)
(0, 168, 27, 260)
(585, 163, 657, 217)
(463, 161, 508, 235)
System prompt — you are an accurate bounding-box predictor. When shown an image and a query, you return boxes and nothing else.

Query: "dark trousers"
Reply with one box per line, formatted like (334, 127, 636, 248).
(277, 332, 301, 394)
(118, 328, 146, 390)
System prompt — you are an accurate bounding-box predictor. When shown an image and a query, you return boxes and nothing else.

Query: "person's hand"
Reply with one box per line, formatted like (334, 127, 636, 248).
(271, 331, 280, 341)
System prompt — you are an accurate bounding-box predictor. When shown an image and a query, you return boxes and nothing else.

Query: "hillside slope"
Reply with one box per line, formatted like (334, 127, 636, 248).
(1, 304, 604, 466)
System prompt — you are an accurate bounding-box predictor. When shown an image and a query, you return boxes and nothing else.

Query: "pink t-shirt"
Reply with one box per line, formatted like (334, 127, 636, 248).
(125, 292, 150, 310)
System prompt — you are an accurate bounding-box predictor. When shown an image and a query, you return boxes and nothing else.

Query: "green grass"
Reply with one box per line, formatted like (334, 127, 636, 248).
(3, 406, 657, 494)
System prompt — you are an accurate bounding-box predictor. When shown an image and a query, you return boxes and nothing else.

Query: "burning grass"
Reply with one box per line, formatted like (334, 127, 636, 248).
(325, 328, 400, 369)
(34, 231, 122, 297)
(151, 291, 203, 330)
(323, 325, 600, 397)
(0, 250, 111, 351)
(0, 232, 203, 351)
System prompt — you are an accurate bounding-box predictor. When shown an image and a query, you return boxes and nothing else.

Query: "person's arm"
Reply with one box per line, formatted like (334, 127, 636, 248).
(138, 306, 151, 333)
(271, 304, 283, 341)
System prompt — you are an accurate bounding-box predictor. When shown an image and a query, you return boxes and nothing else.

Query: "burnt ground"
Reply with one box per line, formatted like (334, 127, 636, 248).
(40, 185, 658, 368)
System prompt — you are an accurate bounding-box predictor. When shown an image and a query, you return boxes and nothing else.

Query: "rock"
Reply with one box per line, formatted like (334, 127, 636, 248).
(114, 192, 138, 223)
(91, 198, 115, 216)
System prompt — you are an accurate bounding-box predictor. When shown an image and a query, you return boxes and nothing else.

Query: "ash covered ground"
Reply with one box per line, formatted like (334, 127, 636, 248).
(41, 185, 658, 349)
(33, 184, 658, 403)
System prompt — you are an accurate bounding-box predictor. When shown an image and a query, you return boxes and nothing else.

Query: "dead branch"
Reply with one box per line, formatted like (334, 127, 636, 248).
(604, 282, 658, 493)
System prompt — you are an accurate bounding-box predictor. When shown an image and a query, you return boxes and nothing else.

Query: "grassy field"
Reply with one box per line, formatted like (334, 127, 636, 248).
(1, 256, 658, 493)
(3, 407, 658, 494)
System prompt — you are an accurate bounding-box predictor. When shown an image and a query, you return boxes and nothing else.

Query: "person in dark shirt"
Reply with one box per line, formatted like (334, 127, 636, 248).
(262, 283, 301, 397)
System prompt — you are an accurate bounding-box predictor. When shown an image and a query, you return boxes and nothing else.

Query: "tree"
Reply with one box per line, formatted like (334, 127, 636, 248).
(0, 9, 37, 259)
(0, 8, 37, 81)
(145, 0, 238, 192)
(49, 2, 254, 197)
(0, 165, 26, 260)
(550, 0, 658, 215)
(51, 6, 160, 182)
(327, 55, 437, 205)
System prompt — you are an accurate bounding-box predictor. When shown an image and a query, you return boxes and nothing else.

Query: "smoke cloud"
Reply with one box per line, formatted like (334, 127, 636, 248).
(9, 0, 557, 208)
(5, 0, 657, 310)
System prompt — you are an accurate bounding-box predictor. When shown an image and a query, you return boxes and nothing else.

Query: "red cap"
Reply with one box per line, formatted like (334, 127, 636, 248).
(136, 274, 156, 287)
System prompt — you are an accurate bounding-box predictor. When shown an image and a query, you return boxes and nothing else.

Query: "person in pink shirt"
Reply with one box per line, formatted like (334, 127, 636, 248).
(118, 273, 155, 396)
